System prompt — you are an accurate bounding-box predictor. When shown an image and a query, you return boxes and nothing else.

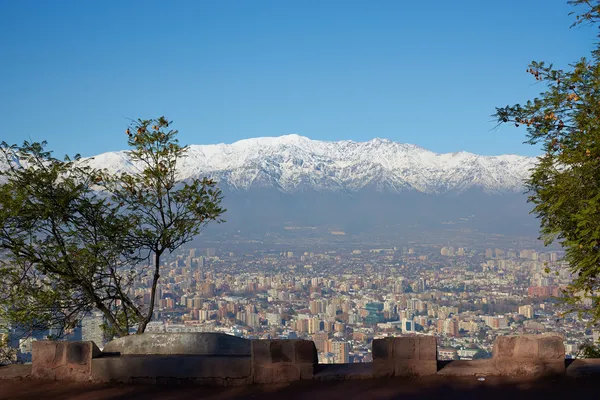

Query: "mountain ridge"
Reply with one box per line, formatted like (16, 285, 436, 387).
(80, 134, 536, 195)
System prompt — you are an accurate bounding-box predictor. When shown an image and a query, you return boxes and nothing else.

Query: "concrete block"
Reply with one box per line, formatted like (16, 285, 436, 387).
(538, 336, 565, 360)
(103, 332, 250, 356)
(494, 359, 543, 376)
(270, 340, 294, 363)
(436, 359, 499, 376)
(394, 360, 437, 376)
(418, 336, 438, 360)
(295, 340, 317, 364)
(253, 365, 274, 384)
(299, 364, 315, 380)
(493, 336, 516, 358)
(372, 360, 394, 377)
(492, 335, 566, 377)
(32, 341, 100, 381)
(91, 355, 251, 384)
(393, 337, 417, 360)
(251, 340, 272, 364)
(371, 338, 393, 361)
(275, 364, 301, 383)
(33, 341, 59, 366)
(566, 359, 600, 377)
(543, 361, 566, 376)
(514, 337, 538, 359)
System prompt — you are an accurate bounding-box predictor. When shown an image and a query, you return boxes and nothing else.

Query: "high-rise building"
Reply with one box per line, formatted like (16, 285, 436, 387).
(329, 340, 349, 363)
(312, 331, 329, 353)
(437, 318, 458, 337)
(308, 317, 321, 334)
(518, 305, 534, 319)
(82, 311, 105, 349)
(266, 313, 281, 326)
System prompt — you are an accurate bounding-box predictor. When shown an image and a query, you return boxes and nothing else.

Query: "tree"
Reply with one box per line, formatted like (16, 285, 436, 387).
(105, 117, 225, 333)
(472, 349, 491, 360)
(0, 142, 140, 337)
(0, 117, 225, 338)
(494, 1, 600, 324)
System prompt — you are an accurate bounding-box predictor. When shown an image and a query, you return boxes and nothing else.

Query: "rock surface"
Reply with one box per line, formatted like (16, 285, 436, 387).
(103, 332, 251, 356)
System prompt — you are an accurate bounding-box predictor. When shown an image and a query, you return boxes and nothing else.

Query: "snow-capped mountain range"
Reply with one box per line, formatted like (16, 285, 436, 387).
(82, 134, 535, 195)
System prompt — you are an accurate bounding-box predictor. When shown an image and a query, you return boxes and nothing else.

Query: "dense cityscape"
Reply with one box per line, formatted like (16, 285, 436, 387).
(8, 237, 593, 365)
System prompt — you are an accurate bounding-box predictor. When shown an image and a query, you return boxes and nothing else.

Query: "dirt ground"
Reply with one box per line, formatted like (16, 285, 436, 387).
(1, 374, 600, 400)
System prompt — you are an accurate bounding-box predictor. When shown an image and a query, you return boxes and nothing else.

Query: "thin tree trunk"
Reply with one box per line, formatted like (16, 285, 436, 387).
(137, 252, 161, 334)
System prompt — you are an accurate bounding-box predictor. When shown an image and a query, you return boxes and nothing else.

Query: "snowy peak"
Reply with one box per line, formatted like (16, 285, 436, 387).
(3, 136, 536, 195)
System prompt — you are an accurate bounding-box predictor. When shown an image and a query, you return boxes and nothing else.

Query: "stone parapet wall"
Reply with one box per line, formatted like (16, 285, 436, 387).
(251, 339, 318, 384)
(32, 341, 101, 381)
(29, 333, 582, 385)
(372, 336, 438, 376)
(492, 334, 565, 376)
(91, 355, 252, 385)
(102, 332, 251, 356)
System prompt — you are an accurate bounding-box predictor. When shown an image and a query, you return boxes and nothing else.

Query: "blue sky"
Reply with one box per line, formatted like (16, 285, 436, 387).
(0, 0, 594, 157)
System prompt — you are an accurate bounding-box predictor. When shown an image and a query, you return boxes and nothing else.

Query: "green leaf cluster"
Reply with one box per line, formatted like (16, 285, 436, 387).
(0, 117, 225, 338)
(494, 1, 600, 324)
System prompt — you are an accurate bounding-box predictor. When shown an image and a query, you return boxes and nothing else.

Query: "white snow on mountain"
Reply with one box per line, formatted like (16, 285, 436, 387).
(2, 135, 537, 194)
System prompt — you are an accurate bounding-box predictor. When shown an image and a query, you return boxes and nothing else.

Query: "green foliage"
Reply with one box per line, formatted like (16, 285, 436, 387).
(0, 117, 225, 337)
(103, 117, 225, 333)
(494, 1, 600, 324)
(0, 333, 17, 364)
(578, 341, 600, 358)
(472, 349, 491, 360)
(0, 141, 139, 337)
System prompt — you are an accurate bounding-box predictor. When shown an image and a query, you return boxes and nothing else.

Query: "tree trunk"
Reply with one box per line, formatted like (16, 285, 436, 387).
(136, 252, 161, 334)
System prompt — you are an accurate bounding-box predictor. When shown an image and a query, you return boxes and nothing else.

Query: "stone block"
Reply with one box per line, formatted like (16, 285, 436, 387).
(272, 364, 301, 383)
(32, 341, 101, 381)
(33, 341, 59, 366)
(493, 336, 516, 358)
(270, 340, 294, 363)
(394, 360, 437, 376)
(494, 334, 565, 360)
(372, 359, 394, 377)
(494, 359, 543, 376)
(253, 365, 274, 384)
(103, 332, 251, 356)
(299, 364, 315, 380)
(67, 342, 100, 364)
(295, 340, 317, 364)
(538, 336, 565, 360)
(543, 361, 566, 376)
(251, 340, 272, 364)
(514, 337, 538, 359)
(393, 337, 417, 360)
(417, 336, 438, 360)
(91, 355, 252, 383)
(371, 338, 393, 361)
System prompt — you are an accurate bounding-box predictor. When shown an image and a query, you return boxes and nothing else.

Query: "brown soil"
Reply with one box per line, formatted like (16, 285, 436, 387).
(1, 375, 599, 400)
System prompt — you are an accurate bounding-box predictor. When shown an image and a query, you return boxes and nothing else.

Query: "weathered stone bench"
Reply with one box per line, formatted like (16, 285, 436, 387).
(93, 333, 253, 385)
